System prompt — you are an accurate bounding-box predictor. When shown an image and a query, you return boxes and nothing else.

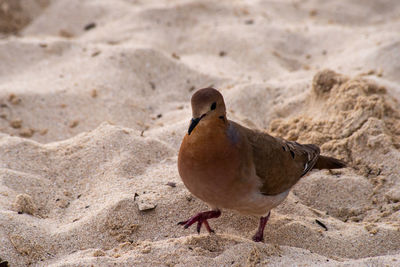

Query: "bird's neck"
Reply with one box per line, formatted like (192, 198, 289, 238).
(180, 118, 239, 168)
(189, 116, 227, 142)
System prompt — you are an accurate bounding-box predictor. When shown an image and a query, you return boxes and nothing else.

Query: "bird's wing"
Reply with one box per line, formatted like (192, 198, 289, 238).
(232, 121, 320, 195)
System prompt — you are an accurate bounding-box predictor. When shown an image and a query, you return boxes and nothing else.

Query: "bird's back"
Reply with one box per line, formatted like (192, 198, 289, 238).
(231, 121, 320, 195)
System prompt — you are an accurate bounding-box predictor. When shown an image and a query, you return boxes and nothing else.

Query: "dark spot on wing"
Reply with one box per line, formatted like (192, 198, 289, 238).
(289, 150, 295, 159)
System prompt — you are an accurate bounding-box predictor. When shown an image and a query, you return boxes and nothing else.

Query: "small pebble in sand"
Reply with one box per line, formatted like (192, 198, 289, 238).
(59, 29, 74, 38)
(91, 51, 101, 57)
(166, 182, 176, 187)
(272, 51, 281, 58)
(14, 194, 37, 215)
(84, 22, 96, 31)
(40, 129, 48, 135)
(219, 51, 227, 57)
(309, 9, 318, 16)
(69, 120, 79, 128)
(171, 53, 180, 60)
(185, 195, 193, 202)
(136, 194, 157, 211)
(10, 119, 22, 129)
(93, 249, 106, 257)
(149, 81, 156, 90)
(19, 128, 35, 137)
(8, 94, 21, 105)
(91, 89, 98, 98)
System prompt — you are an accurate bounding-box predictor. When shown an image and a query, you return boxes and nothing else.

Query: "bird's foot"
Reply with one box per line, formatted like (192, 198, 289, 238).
(178, 210, 221, 234)
(252, 212, 271, 242)
(252, 232, 264, 242)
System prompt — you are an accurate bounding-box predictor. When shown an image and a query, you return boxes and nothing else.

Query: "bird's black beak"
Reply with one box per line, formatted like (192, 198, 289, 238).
(188, 114, 206, 135)
(188, 117, 201, 135)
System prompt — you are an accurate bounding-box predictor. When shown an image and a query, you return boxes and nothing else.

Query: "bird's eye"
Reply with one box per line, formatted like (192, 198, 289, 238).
(210, 102, 216, 110)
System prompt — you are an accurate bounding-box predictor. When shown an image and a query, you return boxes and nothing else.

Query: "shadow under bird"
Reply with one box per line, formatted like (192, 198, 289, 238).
(177, 88, 346, 242)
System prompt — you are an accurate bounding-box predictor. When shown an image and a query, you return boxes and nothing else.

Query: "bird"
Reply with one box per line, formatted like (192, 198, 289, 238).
(177, 87, 346, 242)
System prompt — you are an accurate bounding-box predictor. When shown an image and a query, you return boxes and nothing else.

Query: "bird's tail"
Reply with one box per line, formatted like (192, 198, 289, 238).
(313, 155, 346, 170)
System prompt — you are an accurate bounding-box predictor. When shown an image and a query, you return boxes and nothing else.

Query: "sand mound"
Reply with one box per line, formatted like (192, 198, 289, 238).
(271, 70, 400, 224)
(271, 70, 400, 167)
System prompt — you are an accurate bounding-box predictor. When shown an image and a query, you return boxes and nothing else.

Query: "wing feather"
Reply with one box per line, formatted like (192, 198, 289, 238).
(232, 121, 320, 195)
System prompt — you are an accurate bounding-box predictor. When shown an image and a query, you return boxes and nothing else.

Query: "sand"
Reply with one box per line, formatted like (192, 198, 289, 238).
(1, 0, 400, 266)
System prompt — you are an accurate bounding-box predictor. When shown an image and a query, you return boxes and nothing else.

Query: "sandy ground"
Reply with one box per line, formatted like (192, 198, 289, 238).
(1, 0, 400, 266)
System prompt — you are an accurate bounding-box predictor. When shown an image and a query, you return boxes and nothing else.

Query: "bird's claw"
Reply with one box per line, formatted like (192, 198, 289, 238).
(177, 210, 221, 234)
(252, 234, 264, 242)
(177, 220, 189, 227)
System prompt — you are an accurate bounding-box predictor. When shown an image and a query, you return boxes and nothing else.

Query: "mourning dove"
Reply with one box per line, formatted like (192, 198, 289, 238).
(177, 88, 346, 242)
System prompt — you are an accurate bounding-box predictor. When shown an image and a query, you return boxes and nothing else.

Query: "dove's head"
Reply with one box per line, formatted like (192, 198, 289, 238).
(188, 88, 227, 135)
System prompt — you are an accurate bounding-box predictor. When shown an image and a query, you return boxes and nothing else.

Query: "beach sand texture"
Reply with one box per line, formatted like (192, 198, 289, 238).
(1, 0, 400, 266)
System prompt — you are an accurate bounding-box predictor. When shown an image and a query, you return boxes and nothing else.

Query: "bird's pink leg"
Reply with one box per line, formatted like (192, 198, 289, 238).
(178, 210, 221, 233)
(252, 212, 271, 242)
